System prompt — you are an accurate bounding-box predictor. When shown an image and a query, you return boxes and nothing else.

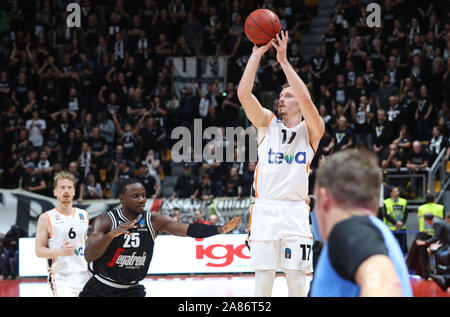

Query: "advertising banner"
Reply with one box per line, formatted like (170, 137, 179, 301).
(172, 56, 228, 99)
(0, 189, 162, 236)
(159, 197, 252, 233)
(19, 234, 251, 277)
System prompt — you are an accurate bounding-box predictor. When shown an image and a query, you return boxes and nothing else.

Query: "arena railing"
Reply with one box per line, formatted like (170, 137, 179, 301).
(427, 149, 448, 197)
(382, 149, 448, 206)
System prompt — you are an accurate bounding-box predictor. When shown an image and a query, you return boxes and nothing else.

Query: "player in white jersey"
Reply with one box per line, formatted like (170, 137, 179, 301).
(35, 172, 91, 296)
(237, 31, 324, 296)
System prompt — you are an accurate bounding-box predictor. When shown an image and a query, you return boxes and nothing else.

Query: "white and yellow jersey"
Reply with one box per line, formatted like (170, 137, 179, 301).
(45, 207, 90, 296)
(253, 114, 316, 202)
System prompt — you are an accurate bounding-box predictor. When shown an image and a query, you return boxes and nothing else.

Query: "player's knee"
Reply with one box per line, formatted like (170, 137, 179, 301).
(285, 269, 306, 297)
(254, 269, 276, 296)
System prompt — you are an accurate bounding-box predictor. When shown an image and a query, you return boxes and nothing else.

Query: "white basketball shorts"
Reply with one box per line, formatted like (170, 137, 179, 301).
(49, 270, 91, 297)
(248, 198, 313, 273)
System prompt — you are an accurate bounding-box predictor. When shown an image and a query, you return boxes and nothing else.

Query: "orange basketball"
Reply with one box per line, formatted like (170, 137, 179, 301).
(244, 9, 281, 46)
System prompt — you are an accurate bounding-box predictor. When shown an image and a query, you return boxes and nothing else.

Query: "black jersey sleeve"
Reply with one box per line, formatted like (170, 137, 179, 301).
(328, 216, 389, 282)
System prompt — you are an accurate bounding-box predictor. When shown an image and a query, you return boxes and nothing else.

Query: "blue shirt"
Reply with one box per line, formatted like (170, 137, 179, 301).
(311, 215, 413, 297)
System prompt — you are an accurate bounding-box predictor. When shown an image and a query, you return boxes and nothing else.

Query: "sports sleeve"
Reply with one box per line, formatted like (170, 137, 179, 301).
(328, 216, 389, 282)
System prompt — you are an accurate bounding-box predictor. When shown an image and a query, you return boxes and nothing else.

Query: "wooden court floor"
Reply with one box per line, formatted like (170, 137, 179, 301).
(0, 274, 448, 297)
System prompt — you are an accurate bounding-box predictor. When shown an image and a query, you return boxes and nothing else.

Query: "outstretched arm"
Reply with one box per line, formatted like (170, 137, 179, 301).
(271, 31, 325, 150)
(109, 110, 124, 137)
(151, 213, 242, 237)
(84, 214, 137, 262)
(237, 42, 275, 129)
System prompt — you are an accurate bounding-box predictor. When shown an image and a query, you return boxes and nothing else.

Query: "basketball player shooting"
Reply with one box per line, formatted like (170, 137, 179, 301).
(237, 30, 324, 297)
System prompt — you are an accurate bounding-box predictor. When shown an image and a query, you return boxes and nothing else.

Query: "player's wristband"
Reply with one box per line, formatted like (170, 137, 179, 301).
(187, 223, 222, 238)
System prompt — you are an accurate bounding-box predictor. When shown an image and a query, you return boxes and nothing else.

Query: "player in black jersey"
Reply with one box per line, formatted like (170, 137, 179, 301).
(79, 178, 241, 297)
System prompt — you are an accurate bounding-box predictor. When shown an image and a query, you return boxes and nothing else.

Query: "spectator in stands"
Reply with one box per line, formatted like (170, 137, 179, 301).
(350, 95, 374, 150)
(381, 143, 403, 169)
(1, 105, 23, 158)
(436, 114, 450, 138)
(36, 149, 52, 177)
(351, 75, 369, 104)
(221, 82, 240, 128)
(83, 172, 103, 200)
(193, 209, 210, 225)
(406, 140, 429, 172)
(208, 214, 219, 226)
(25, 109, 46, 149)
(240, 162, 255, 198)
(172, 208, 182, 223)
(1, 151, 23, 189)
(170, 163, 199, 200)
(111, 159, 134, 199)
(388, 19, 406, 52)
(415, 85, 434, 141)
(331, 116, 353, 153)
(198, 173, 215, 201)
(330, 73, 350, 114)
(182, 12, 202, 54)
(1, 225, 27, 280)
(202, 146, 225, 197)
(177, 85, 199, 127)
(386, 95, 402, 129)
(310, 46, 329, 97)
(330, 1, 348, 36)
(68, 161, 85, 203)
(88, 127, 109, 170)
(137, 162, 160, 199)
(21, 162, 46, 195)
(363, 59, 380, 97)
(96, 111, 116, 147)
(139, 117, 167, 161)
(225, 167, 242, 198)
(51, 109, 77, 150)
(142, 149, 161, 184)
(428, 126, 450, 164)
(80, 112, 96, 141)
(391, 124, 412, 162)
(385, 56, 403, 89)
(78, 141, 96, 182)
(110, 109, 150, 173)
(372, 109, 394, 161)
(376, 74, 399, 110)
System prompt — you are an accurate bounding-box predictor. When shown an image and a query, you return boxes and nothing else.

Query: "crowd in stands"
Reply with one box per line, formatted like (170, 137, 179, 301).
(0, 0, 449, 203)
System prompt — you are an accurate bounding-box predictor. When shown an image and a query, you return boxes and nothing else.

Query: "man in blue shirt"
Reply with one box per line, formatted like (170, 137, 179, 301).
(310, 149, 413, 297)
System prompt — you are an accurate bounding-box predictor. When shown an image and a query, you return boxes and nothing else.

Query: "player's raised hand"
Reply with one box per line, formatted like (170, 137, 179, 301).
(271, 30, 289, 65)
(219, 216, 242, 234)
(109, 219, 138, 238)
(252, 39, 275, 57)
(60, 241, 75, 256)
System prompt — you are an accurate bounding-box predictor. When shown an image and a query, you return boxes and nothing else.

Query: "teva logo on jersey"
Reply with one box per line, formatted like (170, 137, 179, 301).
(195, 239, 250, 267)
(107, 248, 147, 268)
(268, 148, 306, 164)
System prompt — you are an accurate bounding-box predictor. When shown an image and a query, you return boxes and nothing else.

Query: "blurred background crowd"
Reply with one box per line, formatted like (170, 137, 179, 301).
(0, 0, 449, 203)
